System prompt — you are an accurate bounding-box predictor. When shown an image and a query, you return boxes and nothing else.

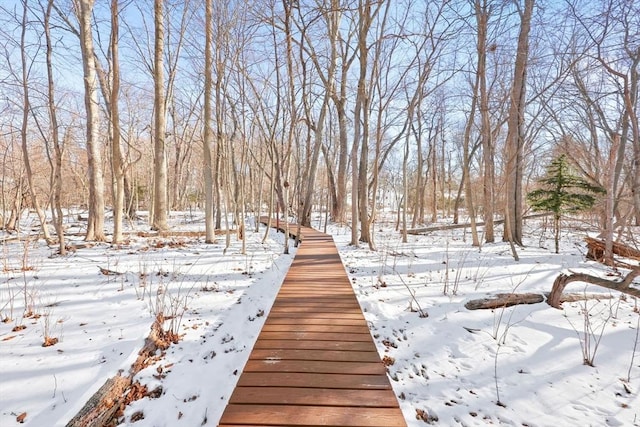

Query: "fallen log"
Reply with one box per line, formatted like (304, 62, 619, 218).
(464, 292, 614, 310)
(465, 293, 544, 310)
(547, 267, 640, 309)
(64, 376, 131, 427)
(556, 292, 614, 303)
(66, 317, 173, 427)
(585, 237, 640, 262)
(407, 213, 549, 235)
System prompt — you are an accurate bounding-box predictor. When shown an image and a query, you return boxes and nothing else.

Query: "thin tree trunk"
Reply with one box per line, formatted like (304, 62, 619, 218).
(554, 214, 560, 254)
(44, 0, 65, 254)
(152, 0, 168, 231)
(431, 127, 438, 223)
(110, 0, 124, 244)
(603, 134, 620, 265)
(463, 130, 480, 247)
(413, 132, 423, 229)
(401, 132, 409, 244)
(476, 0, 495, 243)
(20, 1, 51, 244)
(335, 100, 349, 223)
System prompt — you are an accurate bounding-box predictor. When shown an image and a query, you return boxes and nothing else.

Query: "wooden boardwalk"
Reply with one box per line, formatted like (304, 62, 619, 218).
(218, 221, 406, 427)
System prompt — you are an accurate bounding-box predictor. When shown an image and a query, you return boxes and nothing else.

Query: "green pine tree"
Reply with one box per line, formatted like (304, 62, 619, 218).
(527, 154, 605, 254)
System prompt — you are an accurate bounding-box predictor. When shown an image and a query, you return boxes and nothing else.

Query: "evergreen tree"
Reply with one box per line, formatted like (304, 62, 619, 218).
(527, 155, 605, 253)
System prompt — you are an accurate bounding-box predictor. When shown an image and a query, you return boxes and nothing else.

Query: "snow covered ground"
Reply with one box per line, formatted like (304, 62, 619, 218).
(1, 213, 638, 426)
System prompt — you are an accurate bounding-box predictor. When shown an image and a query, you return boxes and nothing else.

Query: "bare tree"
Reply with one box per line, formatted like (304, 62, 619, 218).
(76, 0, 106, 241)
(110, 0, 125, 244)
(504, 0, 534, 248)
(281, 0, 297, 254)
(350, 0, 380, 247)
(152, 0, 169, 231)
(560, 0, 639, 261)
(475, 0, 495, 243)
(202, 0, 215, 242)
(43, 0, 65, 254)
(19, 0, 52, 243)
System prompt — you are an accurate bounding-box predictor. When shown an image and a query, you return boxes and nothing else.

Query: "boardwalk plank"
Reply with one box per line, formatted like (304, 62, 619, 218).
(253, 339, 379, 351)
(264, 317, 367, 326)
(249, 349, 382, 362)
(237, 372, 392, 390)
(261, 324, 371, 334)
(266, 312, 367, 320)
(229, 387, 400, 407)
(258, 331, 374, 342)
(268, 306, 363, 313)
(219, 404, 406, 426)
(243, 359, 387, 375)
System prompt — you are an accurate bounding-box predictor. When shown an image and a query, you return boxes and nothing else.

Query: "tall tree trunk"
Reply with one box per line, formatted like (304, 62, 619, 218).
(352, 0, 375, 247)
(110, 0, 124, 244)
(203, 0, 215, 243)
(282, 0, 296, 255)
(504, 0, 534, 246)
(476, 0, 495, 243)
(20, 0, 51, 244)
(335, 99, 349, 223)
(431, 127, 438, 223)
(44, 0, 64, 254)
(330, 4, 350, 224)
(152, 0, 168, 231)
(300, 1, 339, 227)
(301, 98, 328, 227)
(77, 0, 106, 241)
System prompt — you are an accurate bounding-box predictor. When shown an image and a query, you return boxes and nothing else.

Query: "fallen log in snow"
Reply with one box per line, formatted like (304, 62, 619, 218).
(66, 317, 173, 427)
(407, 213, 549, 235)
(465, 293, 544, 310)
(585, 237, 640, 262)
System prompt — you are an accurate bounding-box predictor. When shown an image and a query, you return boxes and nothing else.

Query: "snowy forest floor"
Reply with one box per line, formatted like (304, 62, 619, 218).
(1, 212, 639, 426)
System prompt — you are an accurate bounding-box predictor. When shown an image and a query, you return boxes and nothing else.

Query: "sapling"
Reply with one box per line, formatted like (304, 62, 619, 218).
(1, 281, 17, 322)
(489, 267, 535, 406)
(2, 239, 9, 272)
(442, 239, 450, 295)
(527, 154, 605, 254)
(564, 289, 613, 367)
(41, 313, 57, 347)
(627, 313, 639, 384)
(473, 257, 490, 290)
(492, 266, 534, 342)
(451, 249, 471, 296)
(40, 299, 61, 347)
(396, 273, 428, 318)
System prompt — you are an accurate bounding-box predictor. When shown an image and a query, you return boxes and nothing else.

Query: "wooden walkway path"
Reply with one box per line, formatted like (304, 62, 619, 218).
(218, 220, 406, 426)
